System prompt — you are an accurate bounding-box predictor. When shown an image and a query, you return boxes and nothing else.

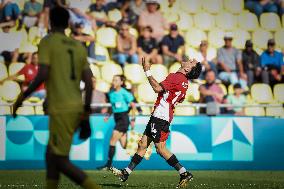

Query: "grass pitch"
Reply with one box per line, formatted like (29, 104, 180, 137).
(0, 170, 284, 189)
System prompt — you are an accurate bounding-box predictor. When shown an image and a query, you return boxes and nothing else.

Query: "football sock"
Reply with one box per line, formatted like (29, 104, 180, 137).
(106, 145, 116, 167)
(166, 154, 187, 174)
(46, 179, 59, 189)
(81, 177, 101, 189)
(126, 153, 143, 173)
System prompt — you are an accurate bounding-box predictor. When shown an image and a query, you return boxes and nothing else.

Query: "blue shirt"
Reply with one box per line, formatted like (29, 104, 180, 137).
(260, 50, 284, 70)
(161, 34, 185, 54)
(108, 88, 134, 113)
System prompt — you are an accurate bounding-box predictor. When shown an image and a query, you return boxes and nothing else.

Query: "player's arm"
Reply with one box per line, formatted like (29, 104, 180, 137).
(82, 67, 93, 113)
(141, 57, 163, 93)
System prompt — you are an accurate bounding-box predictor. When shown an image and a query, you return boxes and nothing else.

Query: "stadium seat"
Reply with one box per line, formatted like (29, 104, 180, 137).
(96, 27, 117, 48)
(16, 106, 35, 115)
(266, 106, 284, 117)
(252, 29, 273, 49)
(0, 63, 8, 81)
(138, 83, 157, 103)
(274, 29, 284, 49)
(176, 12, 193, 32)
(101, 62, 123, 83)
(150, 64, 168, 83)
(0, 106, 11, 115)
(96, 79, 111, 93)
(35, 106, 44, 115)
(224, 0, 244, 14)
(89, 64, 101, 79)
(0, 81, 21, 102)
(124, 64, 146, 84)
(19, 42, 38, 53)
(202, 0, 223, 14)
(28, 26, 42, 45)
(129, 27, 139, 39)
(169, 62, 181, 73)
(260, 13, 281, 32)
(163, 11, 179, 23)
(185, 46, 198, 59)
(108, 9, 122, 23)
(218, 83, 228, 95)
(207, 47, 217, 60)
(185, 28, 207, 48)
(193, 12, 215, 31)
(245, 107, 265, 116)
(95, 44, 110, 64)
(216, 12, 237, 31)
(273, 84, 284, 103)
(8, 62, 25, 81)
(208, 28, 225, 48)
(175, 102, 196, 116)
(251, 84, 274, 103)
(237, 12, 259, 31)
(186, 83, 200, 102)
(178, 0, 202, 14)
(232, 29, 251, 49)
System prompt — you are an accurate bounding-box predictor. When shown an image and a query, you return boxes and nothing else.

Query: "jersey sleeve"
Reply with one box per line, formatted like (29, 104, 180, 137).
(123, 89, 134, 104)
(160, 74, 176, 92)
(38, 38, 50, 66)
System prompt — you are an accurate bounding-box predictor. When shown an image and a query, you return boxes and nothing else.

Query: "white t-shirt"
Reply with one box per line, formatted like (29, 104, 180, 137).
(195, 50, 216, 63)
(67, 0, 91, 12)
(0, 31, 21, 53)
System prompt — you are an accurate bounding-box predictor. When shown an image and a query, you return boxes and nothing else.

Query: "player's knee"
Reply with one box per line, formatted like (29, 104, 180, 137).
(156, 146, 166, 156)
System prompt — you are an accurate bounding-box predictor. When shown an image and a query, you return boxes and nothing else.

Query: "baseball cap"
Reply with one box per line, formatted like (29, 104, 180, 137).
(267, 39, 275, 46)
(170, 23, 178, 31)
(224, 32, 233, 40)
(233, 83, 242, 89)
(245, 40, 253, 48)
(146, 0, 159, 4)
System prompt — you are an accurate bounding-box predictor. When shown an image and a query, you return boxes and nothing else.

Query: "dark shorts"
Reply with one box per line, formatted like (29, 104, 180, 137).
(114, 112, 130, 133)
(144, 116, 170, 143)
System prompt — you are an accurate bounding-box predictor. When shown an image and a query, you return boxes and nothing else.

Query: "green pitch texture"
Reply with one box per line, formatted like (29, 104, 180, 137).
(0, 171, 284, 189)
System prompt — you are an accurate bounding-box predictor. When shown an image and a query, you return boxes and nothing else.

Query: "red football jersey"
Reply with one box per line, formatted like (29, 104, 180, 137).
(152, 72, 189, 123)
(18, 64, 45, 91)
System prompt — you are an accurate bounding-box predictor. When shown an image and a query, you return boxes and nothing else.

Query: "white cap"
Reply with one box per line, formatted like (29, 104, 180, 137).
(145, 0, 160, 4)
(224, 32, 234, 39)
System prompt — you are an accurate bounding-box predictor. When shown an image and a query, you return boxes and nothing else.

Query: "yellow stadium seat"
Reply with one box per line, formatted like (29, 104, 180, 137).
(251, 84, 274, 103)
(218, 83, 228, 95)
(96, 27, 117, 48)
(252, 29, 273, 49)
(169, 62, 181, 73)
(0, 63, 8, 81)
(216, 12, 237, 30)
(0, 106, 11, 115)
(176, 12, 193, 32)
(273, 84, 284, 103)
(175, 103, 196, 116)
(96, 79, 111, 93)
(35, 106, 45, 115)
(150, 64, 168, 83)
(232, 29, 251, 49)
(0, 80, 21, 102)
(101, 63, 123, 83)
(19, 42, 38, 53)
(274, 29, 284, 49)
(245, 107, 265, 116)
(266, 106, 284, 117)
(28, 26, 43, 45)
(16, 106, 35, 115)
(228, 84, 249, 94)
(129, 27, 139, 39)
(163, 11, 179, 23)
(89, 64, 101, 79)
(8, 62, 25, 81)
(137, 83, 157, 103)
(186, 83, 200, 102)
(237, 12, 259, 31)
(178, 0, 202, 14)
(260, 13, 281, 32)
(224, 0, 244, 14)
(108, 9, 122, 23)
(124, 64, 146, 84)
(193, 12, 215, 31)
(95, 44, 110, 64)
(185, 47, 198, 59)
(208, 28, 225, 48)
(185, 28, 207, 48)
(202, 0, 223, 14)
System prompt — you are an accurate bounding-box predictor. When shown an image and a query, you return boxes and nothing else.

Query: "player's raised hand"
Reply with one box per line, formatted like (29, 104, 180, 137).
(141, 57, 151, 71)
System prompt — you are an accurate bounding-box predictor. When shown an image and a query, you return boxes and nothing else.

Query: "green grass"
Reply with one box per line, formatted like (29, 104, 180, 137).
(0, 170, 284, 189)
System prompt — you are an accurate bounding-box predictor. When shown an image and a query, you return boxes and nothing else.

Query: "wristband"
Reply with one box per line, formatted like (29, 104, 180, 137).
(145, 70, 152, 77)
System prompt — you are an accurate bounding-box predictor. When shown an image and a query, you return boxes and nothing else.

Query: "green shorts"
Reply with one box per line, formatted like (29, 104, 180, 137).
(48, 112, 81, 156)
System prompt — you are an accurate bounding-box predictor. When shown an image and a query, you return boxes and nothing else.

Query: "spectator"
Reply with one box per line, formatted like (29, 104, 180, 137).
(137, 26, 162, 64)
(245, 0, 278, 17)
(195, 40, 217, 79)
(0, 0, 20, 22)
(138, 0, 168, 41)
(217, 32, 247, 88)
(199, 70, 225, 104)
(242, 40, 262, 87)
(277, 0, 284, 15)
(42, 0, 66, 28)
(89, 0, 108, 27)
(161, 23, 185, 67)
(260, 39, 284, 87)
(116, 22, 138, 67)
(116, 1, 138, 28)
(226, 83, 246, 116)
(129, 0, 146, 16)
(23, 0, 43, 28)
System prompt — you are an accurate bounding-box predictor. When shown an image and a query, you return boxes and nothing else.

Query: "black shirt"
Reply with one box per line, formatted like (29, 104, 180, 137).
(161, 34, 185, 54)
(242, 50, 259, 72)
(137, 36, 157, 54)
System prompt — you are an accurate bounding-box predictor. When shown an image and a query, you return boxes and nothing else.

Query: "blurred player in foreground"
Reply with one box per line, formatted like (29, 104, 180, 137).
(13, 7, 100, 189)
(111, 56, 202, 188)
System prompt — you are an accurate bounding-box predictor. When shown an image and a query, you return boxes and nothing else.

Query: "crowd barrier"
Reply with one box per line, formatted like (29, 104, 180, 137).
(0, 115, 284, 170)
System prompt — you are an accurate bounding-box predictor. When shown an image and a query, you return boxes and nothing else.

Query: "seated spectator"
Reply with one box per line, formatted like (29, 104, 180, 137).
(260, 39, 284, 87)
(226, 83, 246, 116)
(242, 40, 262, 87)
(89, 0, 108, 27)
(199, 70, 225, 104)
(195, 40, 217, 79)
(129, 0, 146, 16)
(137, 26, 162, 64)
(217, 32, 247, 88)
(245, 0, 278, 17)
(23, 0, 43, 28)
(278, 0, 284, 15)
(116, 22, 138, 67)
(138, 0, 168, 41)
(0, 0, 20, 23)
(71, 22, 96, 59)
(161, 23, 185, 67)
(42, 0, 66, 28)
(117, 0, 138, 28)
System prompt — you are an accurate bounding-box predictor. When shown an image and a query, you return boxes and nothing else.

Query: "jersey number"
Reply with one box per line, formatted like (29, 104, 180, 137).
(67, 49, 76, 80)
(172, 91, 184, 107)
